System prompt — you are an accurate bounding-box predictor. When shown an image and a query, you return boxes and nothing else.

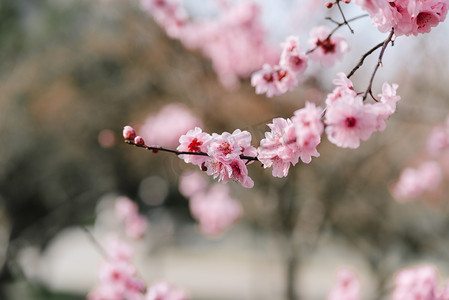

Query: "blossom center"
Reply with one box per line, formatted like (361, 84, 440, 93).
(345, 117, 357, 128)
(263, 73, 274, 82)
(317, 39, 336, 54)
(218, 142, 233, 155)
(188, 138, 202, 152)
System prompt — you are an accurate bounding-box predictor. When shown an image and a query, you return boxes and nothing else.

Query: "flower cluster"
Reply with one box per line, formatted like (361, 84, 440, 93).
(251, 29, 349, 97)
(115, 197, 148, 239)
(88, 197, 188, 300)
(355, 0, 448, 36)
(178, 128, 257, 188)
(391, 116, 449, 202)
(140, 0, 276, 89)
(179, 171, 242, 236)
(328, 265, 449, 300)
(325, 75, 401, 149)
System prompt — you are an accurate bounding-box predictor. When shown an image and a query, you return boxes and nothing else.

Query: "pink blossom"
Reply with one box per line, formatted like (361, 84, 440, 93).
(292, 102, 324, 163)
(204, 129, 256, 188)
(325, 94, 378, 149)
(140, 0, 188, 38)
(368, 82, 401, 132)
(392, 161, 442, 202)
(426, 125, 449, 156)
(179, 171, 208, 198)
(328, 268, 361, 300)
(115, 197, 139, 221)
(251, 64, 298, 97)
(139, 104, 203, 148)
(280, 36, 308, 74)
(105, 236, 134, 262)
(308, 26, 349, 67)
(392, 265, 438, 300)
(355, 0, 448, 36)
(325, 72, 357, 106)
(189, 184, 242, 236)
(177, 127, 211, 166)
(125, 215, 148, 239)
(257, 118, 300, 178)
(146, 281, 189, 300)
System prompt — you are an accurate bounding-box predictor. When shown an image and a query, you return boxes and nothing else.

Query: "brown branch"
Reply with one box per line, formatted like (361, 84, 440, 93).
(347, 41, 384, 79)
(336, 0, 354, 33)
(125, 140, 260, 162)
(362, 28, 395, 101)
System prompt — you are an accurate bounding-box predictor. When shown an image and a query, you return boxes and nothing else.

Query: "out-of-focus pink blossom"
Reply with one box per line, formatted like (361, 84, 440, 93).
(177, 127, 211, 166)
(140, 0, 188, 38)
(392, 161, 442, 202)
(179, 171, 208, 198)
(426, 125, 449, 156)
(105, 236, 134, 262)
(392, 265, 438, 300)
(280, 36, 308, 74)
(146, 281, 189, 300)
(189, 184, 242, 236)
(251, 64, 298, 97)
(125, 215, 149, 240)
(140, 104, 203, 148)
(325, 94, 378, 149)
(116, 197, 139, 221)
(355, 0, 448, 36)
(115, 196, 148, 239)
(308, 26, 349, 67)
(328, 268, 361, 300)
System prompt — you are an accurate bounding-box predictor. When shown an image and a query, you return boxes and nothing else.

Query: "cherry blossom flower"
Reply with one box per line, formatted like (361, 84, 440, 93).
(115, 197, 139, 221)
(146, 281, 189, 300)
(426, 124, 449, 156)
(251, 64, 297, 97)
(391, 161, 442, 202)
(328, 268, 361, 300)
(392, 265, 438, 300)
(292, 102, 324, 163)
(105, 236, 134, 262)
(257, 118, 300, 177)
(123, 126, 137, 141)
(325, 72, 357, 106)
(325, 94, 378, 149)
(177, 127, 211, 166)
(115, 197, 148, 239)
(308, 26, 349, 67)
(280, 36, 308, 74)
(355, 0, 448, 36)
(189, 184, 242, 236)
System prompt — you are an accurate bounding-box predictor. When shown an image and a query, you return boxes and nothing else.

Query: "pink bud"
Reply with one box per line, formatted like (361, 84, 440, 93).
(123, 126, 136, 140)
(134, 136, 145, 146)
(342, 0, 350, 3)
(325, 2, 333, 8)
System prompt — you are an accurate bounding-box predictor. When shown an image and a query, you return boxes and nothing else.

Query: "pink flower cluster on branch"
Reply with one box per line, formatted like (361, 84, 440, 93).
(124, 77, 400, 186)
(140, 0, 277, 89)
(355, 0, 448, 36)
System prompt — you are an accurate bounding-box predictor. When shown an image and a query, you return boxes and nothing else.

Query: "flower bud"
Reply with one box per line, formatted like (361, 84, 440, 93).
(134, 136, 145, 146)
(325, 2, 333, 8)
(123, 126, 136, 140)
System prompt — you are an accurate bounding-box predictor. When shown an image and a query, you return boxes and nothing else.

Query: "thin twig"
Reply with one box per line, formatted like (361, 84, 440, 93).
(347, 41, 384, 79)
(81, 225, 108, 259)
(306, 14, 368, 55)
(362, 28, 395, 101)
(336, 0, 354, 33)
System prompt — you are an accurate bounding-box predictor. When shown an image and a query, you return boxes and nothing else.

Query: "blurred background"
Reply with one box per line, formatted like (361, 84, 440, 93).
(1, 0, 449, 299)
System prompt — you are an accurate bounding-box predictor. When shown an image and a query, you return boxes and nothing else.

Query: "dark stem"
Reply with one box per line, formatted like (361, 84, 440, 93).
(362, 28, 395, 101)
(336, 0, 354, 33)
(125, 140, 260, 162)
(347, 41, 384, 79)
(81, 225, 108, 259)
